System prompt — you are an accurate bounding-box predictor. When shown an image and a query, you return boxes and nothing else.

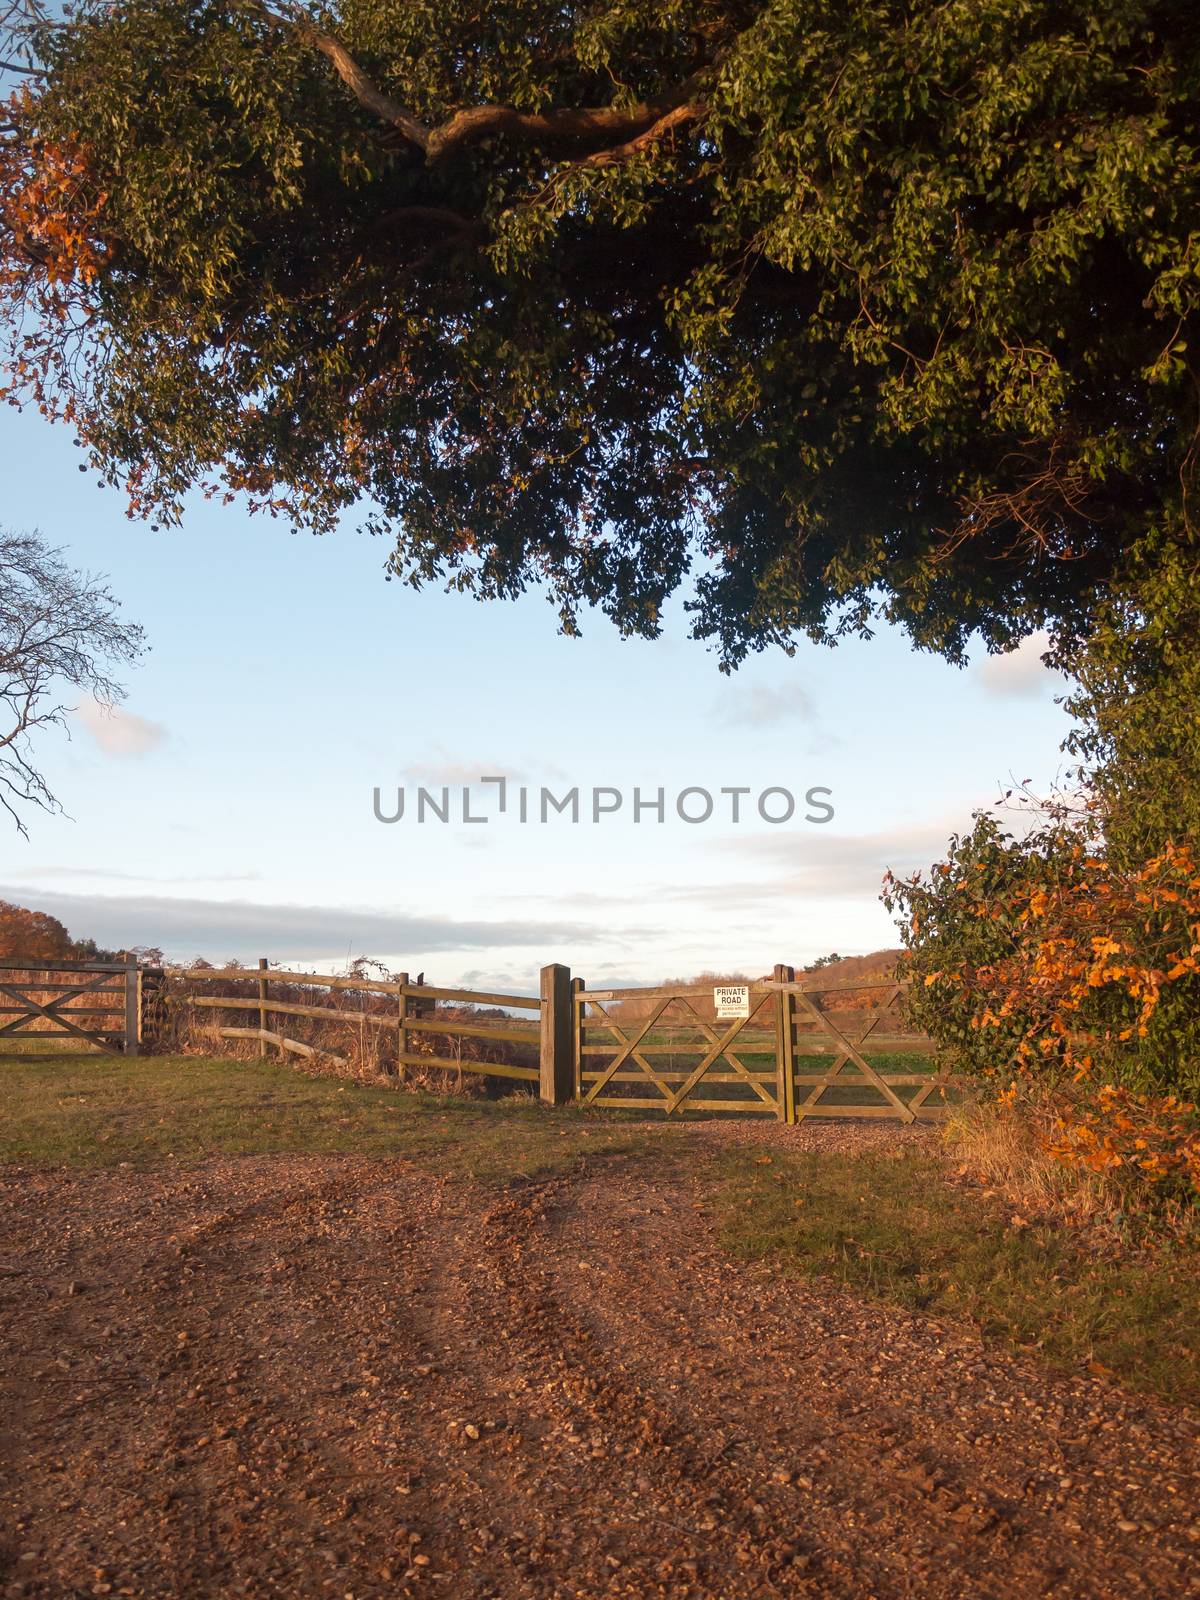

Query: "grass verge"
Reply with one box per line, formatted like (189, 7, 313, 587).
(715, 1145, 1200, 1406)
(0, 1050, 672, 1180)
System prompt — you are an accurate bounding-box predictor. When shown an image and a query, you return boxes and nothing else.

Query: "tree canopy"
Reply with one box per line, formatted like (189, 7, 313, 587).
(1, 0, 1197, 662)
(0, 896, 74, 960)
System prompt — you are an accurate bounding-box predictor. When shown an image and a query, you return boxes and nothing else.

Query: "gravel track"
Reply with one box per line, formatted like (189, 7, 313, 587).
(1, 1146, 1197, 1599)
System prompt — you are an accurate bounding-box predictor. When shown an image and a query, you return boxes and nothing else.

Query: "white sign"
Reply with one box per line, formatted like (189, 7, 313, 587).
(713, 984, 750, 1019)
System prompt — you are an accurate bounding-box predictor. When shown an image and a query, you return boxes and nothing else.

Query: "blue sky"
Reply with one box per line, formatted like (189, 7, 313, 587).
(1, 399, 1075, 992)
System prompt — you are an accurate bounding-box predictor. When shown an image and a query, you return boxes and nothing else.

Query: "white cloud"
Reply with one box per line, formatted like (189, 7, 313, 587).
(713, 682, 816, 728)
(397, 754, 565, 785)
(975, 632, 1060, 698)
(76, 698, 168, 757)
(7, 865, 261, 885)
(404, 758, 502, 786)
(700, 812, 982, 900)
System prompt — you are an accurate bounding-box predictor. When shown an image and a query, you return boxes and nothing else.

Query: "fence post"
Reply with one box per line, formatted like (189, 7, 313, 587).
(539, 963, 573, 1105)
(123, 951, 140, 1057)
(773, 963, 796, 1124)
(396, 972, 409, 1080)
(257, 958, 269, 1057)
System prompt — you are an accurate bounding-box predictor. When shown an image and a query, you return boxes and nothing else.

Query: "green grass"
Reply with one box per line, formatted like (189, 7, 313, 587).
(715, 1146, 1200, 1407)
(0, 1050, 673, 1179)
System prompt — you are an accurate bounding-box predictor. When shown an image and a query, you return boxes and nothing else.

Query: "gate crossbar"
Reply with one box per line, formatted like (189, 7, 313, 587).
(666, 996, 774, 1113)
(790, 985, 914, 1122)
(674, 996, 778, 1111)
(582, 998, 676, 1103)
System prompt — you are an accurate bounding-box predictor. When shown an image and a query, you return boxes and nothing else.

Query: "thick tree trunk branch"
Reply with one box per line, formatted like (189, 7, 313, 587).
(271, 5, 708, 168)
(423, 90, 706, 164)
(295, 21, 431, 151)
(542, 101, 706, 186)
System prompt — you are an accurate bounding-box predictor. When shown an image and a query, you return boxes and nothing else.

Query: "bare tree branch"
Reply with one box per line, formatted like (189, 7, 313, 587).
(0, 0, 51, 84)
(0, 529, 146, 834)
(421, 87, 708, 165)
(534, 101, 707, 201)
(292, 16, 431, 151)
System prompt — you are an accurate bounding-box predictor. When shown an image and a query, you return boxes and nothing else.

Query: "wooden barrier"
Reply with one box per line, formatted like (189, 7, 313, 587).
(1, 950, 957, 1126)
(188, 962, 954, 1122)
(180, 962, 542, 1088)
(575, 974, 956, 1122)
(0, 955, 141, 1054)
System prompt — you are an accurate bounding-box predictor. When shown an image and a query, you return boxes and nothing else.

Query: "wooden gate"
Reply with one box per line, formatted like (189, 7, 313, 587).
(574, 967, 964, 1122)
(575, 976, 783, 1116)
(0, 956, 140, 1054)
(770, 972, 964, 1123)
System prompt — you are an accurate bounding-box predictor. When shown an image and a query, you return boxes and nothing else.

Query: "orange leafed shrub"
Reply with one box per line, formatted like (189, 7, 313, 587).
(890, 816, 1200, 1203)
(993, 840, 1200, 1082)
(1, 91, 104, 266)
(1048, 1087, 1200, 1196)
(0, 95, 107, 423)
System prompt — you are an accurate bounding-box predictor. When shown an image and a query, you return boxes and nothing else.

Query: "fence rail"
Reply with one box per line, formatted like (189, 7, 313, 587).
(3, 953, 963, 1123)
(176, 962, 542, 1085)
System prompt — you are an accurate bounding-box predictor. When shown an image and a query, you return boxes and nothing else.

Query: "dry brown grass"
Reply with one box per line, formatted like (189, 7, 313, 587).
(940, 1093, 1200, 1248)
(942, 1095, 1116, 1227)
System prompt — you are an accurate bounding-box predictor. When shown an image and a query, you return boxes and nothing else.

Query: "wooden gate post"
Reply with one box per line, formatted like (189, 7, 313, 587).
(773, 963, 796, 1124)
(396, 972, 410, 1080)
(123, 951, 140, 1057)
(571, 976, 585, 1099)
(539, 963, 573, 1105)
(257, 958, 269, 1057)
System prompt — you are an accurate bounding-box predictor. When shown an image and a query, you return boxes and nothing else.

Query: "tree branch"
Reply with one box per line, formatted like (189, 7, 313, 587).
(534, 101, 706, 201)
(266, 4, 708, 168)
(422, 88, 707, 165)
(293, 18, 430, 151)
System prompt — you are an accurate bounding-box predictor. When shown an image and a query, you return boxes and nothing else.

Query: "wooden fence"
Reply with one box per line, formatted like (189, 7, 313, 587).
(178, 962, 548, 1090)
(2, 954, 966, 1123)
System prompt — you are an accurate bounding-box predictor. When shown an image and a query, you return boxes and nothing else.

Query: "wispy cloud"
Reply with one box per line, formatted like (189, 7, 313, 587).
(674, 814, 978, 901)
(975, 632, 1062, 699)
(712, 682, 817, 728)
(76, 699, 168, 757)
(403, 757, 511, 786)
(6, 865, 261, 885)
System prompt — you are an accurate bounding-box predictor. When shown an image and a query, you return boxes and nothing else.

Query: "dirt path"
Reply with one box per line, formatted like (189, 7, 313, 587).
(1, 1148, 1197, 1599)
